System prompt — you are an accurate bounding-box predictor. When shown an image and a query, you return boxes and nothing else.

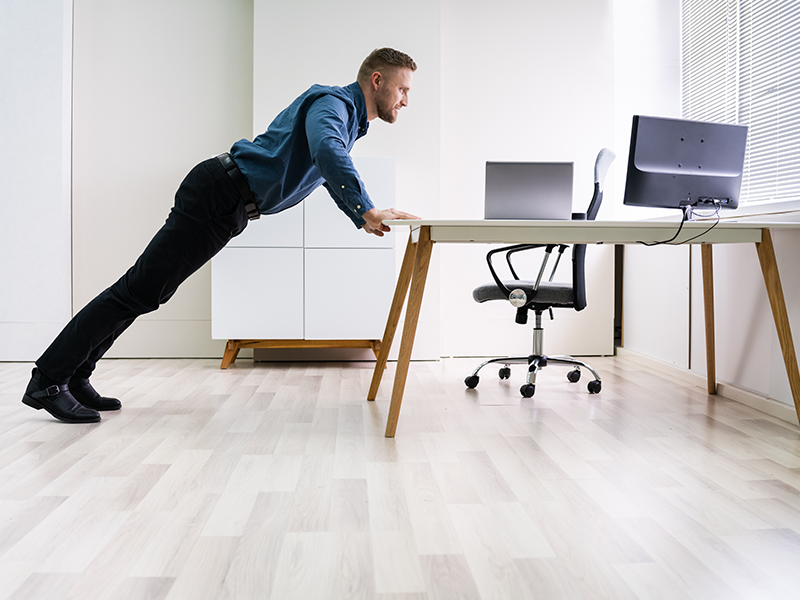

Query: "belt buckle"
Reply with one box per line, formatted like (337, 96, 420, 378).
(246, 203, 260, 220)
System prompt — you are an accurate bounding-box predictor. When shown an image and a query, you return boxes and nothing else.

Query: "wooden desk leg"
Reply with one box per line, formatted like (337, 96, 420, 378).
(368, 232, 418, 400)
(385, 227, 433, 437)
(701, 245, 717, 394)
(756, 229, 800, 422)
(220, 340, 241, 370)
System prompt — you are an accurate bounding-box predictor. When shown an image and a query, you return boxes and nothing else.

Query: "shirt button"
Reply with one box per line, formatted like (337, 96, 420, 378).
(341, 185, 345, 189)
(356, 205, 361, 209)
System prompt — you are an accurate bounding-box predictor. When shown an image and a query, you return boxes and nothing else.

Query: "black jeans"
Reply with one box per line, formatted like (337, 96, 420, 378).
(37, 157, 249, 383)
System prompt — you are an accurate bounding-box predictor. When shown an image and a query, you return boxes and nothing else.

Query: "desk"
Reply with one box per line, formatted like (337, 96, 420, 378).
(367, 219, 800, 436)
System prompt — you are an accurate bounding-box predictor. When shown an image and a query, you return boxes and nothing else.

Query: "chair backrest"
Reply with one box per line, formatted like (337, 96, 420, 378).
(572, 148, 616, 311)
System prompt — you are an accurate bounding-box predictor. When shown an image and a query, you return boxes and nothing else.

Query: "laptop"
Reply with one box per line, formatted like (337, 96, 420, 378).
(484, 162, 574, 220)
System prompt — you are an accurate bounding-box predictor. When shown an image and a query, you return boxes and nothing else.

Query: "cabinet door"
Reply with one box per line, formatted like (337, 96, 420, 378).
(304, 248, 395, 340)
(304, 156, 395, 249)
(212, 247, 304, 339)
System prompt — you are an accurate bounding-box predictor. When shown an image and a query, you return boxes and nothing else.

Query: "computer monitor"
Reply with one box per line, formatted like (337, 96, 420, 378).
(622, 115, 748, 213)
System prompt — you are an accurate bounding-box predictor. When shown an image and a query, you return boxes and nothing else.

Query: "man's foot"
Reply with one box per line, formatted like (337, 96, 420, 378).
(22, 368, 101, 423)
(68, 378, 122, 411)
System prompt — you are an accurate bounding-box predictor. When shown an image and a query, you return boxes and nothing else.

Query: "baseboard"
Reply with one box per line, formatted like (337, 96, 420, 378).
(616, 347, 799, 426)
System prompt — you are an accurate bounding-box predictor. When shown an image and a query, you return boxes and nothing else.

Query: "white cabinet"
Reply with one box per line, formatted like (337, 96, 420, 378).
(211, 157, 396, 366)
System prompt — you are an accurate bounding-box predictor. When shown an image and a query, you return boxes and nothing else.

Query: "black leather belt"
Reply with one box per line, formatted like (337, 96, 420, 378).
(216, 152, 260, 220)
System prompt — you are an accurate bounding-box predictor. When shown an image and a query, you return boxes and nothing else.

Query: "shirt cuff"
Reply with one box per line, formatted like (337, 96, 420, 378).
(341, 192, 373, 227)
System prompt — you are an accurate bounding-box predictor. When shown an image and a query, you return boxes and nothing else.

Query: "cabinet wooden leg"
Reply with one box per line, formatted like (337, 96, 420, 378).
(220, 340, 241, 370)
(368, 232, 418, 400)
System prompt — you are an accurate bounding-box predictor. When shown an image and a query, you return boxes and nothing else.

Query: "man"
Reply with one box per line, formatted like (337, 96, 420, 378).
(22, 47, 419, 424)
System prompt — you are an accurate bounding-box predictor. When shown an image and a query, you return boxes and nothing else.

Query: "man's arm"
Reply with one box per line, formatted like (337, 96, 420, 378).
(306, 97, 419, 234)
(306, 97, 373, 227)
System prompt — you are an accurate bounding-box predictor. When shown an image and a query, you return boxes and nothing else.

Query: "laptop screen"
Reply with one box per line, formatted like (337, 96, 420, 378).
(484, 162, 574, 220)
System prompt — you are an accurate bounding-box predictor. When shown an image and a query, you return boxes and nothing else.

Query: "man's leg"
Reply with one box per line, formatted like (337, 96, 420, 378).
(67, 319, 135, 411)
(71, 318, 136, 381)
(24, 157, 248, 422)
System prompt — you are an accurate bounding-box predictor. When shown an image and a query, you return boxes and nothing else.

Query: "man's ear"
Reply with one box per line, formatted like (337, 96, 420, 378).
(370, 71, 382, 91)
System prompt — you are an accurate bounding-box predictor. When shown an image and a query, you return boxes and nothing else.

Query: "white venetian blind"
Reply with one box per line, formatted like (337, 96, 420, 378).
(681, 0, 800, 204)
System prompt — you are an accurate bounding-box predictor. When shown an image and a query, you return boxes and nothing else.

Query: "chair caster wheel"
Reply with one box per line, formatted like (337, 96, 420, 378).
(520, 383, 535, 398)
(588, 380, 602, 394)
(465, 375, 480, 389)
(567, 368, 581, 383)
(499, 367, 511, 380)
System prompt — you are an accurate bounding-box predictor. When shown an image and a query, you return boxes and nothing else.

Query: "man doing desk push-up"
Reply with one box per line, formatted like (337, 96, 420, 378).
(23, 47, 420, 424)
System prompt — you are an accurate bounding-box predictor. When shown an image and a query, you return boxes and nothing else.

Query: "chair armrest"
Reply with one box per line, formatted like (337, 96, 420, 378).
(505, 244, 547, 279)
(486, 243, 557, 297)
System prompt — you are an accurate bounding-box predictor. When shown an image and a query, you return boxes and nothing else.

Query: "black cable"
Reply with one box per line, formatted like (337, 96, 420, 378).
(636, 201, 722, 246)
(637, 206, 689, 246)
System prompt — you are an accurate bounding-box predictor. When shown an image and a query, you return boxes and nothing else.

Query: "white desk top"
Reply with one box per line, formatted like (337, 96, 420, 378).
(383, 218, 800, 245)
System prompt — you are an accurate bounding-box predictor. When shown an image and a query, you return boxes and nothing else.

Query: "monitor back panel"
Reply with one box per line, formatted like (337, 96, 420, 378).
(484, 162, 574, 220)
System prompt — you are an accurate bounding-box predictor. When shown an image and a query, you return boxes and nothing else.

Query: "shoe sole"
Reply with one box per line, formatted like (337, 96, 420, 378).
(22, 395, 101, 424)
(83, 404, 122, 412)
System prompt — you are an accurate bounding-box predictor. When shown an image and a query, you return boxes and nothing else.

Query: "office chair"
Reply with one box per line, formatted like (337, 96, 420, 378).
(465, 148, 616, 398)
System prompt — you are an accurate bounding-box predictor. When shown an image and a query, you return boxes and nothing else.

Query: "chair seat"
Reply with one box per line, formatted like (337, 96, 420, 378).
(472, 280, 576, 307)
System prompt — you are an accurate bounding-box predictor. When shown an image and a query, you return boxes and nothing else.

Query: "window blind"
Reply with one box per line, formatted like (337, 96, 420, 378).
(681, 0, 800, 204)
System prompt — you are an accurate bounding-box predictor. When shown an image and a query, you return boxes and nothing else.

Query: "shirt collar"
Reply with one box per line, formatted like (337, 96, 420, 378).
(347, 81, 369, 138)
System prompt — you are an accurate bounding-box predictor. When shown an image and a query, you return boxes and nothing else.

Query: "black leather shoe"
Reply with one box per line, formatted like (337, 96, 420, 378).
(69, 378, 122, 411)
(22, 369, 101, 423)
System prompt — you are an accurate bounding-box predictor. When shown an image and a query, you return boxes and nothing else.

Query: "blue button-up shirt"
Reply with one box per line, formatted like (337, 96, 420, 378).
(229, 81, 373, 228)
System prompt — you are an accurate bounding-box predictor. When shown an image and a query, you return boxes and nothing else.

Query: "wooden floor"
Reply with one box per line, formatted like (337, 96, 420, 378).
(1, 356, 799, 600)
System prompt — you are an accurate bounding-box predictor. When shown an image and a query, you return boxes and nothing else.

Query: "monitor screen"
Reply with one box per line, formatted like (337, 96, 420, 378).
(623, 115, 748, 211)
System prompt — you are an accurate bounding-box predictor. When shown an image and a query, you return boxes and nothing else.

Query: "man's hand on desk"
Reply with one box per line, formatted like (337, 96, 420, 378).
(361, 207, 420, 237)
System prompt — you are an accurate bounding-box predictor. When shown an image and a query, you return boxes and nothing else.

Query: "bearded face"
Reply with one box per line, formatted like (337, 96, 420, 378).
(373, 68, 413, 124)
(375, 85, 399, 123)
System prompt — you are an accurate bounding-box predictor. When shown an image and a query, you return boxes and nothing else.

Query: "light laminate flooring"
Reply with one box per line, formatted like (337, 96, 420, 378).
(1, 356, 799, 600)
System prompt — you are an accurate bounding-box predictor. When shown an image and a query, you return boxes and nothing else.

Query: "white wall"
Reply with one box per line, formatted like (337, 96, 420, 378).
(71, 0, 254, 358)
(439, 0, 617, 358)
(0, 0, 73, 361)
